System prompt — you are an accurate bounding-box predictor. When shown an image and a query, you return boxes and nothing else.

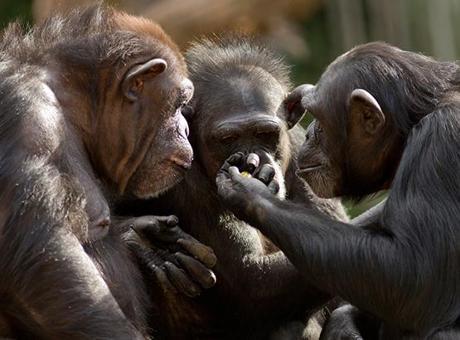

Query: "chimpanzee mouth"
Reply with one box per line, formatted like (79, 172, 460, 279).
(127, 159, 190, 199)
(297, 164, 324, 173)
(169, 158, 192, 172)
(161, 160, 190, 182)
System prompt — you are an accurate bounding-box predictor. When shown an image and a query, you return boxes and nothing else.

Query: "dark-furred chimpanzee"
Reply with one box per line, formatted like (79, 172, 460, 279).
(119, 37, 349, 339)
(216, 42, 460, 339)
(0, 6, 216, 339)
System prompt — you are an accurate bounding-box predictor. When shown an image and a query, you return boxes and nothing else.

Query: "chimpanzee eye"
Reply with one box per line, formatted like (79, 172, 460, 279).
(220, 134, 238, 144)
(256, 131, 275, 138)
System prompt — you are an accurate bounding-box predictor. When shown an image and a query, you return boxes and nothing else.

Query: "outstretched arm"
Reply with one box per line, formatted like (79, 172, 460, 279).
(208, 218, 328, 308)
(211, 155, 330, 312)
(216, 163, 449, 333)
(319, 201, 386, 340)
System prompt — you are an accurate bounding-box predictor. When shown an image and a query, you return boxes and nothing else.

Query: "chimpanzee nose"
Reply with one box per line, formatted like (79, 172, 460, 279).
(177, 113, 190, 139)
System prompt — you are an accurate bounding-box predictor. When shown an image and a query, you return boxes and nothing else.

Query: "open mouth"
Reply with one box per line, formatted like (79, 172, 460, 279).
(296, 164, 324, 174)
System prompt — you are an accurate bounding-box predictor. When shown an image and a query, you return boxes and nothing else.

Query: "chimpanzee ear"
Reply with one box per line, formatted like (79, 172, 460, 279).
(349, 89, 385, 135)
(279, 84, 315, 130)
(122, 58, 167, 101)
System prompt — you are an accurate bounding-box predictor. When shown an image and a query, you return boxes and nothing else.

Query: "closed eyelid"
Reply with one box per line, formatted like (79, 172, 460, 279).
(213, 128, 238, 141)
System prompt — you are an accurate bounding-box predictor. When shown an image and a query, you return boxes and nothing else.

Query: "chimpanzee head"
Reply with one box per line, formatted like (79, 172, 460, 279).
(186, 37, 301, 197)
(46, 7, 194, 198)
(285, 42, 456, 198)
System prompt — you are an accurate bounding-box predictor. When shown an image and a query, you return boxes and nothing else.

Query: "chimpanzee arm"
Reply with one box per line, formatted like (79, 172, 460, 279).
(0, 159, 143, 339)
(204, 216, 328, 309)
(132, 168, 331, 316)
(319, 201, 387, 340)
(216, 162, 457, 334)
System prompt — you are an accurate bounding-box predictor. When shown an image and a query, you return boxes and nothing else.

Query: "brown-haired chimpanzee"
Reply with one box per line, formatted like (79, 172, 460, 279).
(119, 36, 349, 339)
(0, 6, 216, 339)
(216, 42, 460, 339)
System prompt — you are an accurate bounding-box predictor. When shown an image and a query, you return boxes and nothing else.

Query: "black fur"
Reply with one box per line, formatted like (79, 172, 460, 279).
(216, 42, 460, 339)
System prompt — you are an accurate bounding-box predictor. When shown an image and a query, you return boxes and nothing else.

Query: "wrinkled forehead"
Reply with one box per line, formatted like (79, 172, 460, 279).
(198, 70, 286, 123)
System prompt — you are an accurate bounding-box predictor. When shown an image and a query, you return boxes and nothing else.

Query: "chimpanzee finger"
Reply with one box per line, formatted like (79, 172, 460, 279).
(283, 84, 315, 129)
(216, 171, 236, 201)
(216, 170, 231, 188)
(151, 215, 178, 224)
(164, 215, 179, 227)
(164, 261, 201, 297)
(268, 179, 280, 195)
(228, 166, 243, 180)
(152, 265, 178, 295)
(129, 216, 161, 238)
(243, 153, 260, 174)
(227, 151, 245, 165)
(177, 238, 217, 268)
(175, 252, 217, 289)
(256, 164, 275, 185)
(139, 215, 179, 238)
(221, 152, 245, 172)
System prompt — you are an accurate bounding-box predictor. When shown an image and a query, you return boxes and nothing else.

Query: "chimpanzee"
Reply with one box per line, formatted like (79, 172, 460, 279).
(0, 6, 216, 339)
(119, 36, 349, 339)
(216, 42, 460, 339)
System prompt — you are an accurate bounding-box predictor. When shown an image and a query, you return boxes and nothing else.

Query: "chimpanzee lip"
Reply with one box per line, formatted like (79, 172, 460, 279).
(169, 155, 193, 170)
(297, 164, 324, 173)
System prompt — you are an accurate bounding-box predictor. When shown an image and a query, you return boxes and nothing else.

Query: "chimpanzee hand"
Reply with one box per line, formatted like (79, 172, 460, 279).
(216, 152, 280, 219)
(122, 215, 217, 297)
(282, 84, 315, 128)
(320, 304, 380, 340)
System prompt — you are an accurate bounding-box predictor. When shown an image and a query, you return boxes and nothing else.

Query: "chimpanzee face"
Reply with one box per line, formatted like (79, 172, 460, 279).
(90, 28, 194, 198)
(121, 63, 195, 199)
(297, 116, 344, 198)
(192, 69, 292, 195)
(290, 73, 389, 198)
(203, 112, 288, 178)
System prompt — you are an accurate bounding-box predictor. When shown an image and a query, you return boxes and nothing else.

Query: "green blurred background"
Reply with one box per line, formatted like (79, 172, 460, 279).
(0, 1, 33, 27)
(2, 0, 458, 216)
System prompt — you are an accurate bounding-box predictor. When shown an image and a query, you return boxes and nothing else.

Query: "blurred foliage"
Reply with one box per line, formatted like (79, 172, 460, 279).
(290, 8, 334, 85)
(344, 192, 387, 218)
(0, 0, 33, 29)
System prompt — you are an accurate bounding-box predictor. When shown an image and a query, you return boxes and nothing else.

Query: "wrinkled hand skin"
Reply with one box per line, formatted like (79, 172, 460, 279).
(119, 215, 217, 297)
(216, 152, 280, 220)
